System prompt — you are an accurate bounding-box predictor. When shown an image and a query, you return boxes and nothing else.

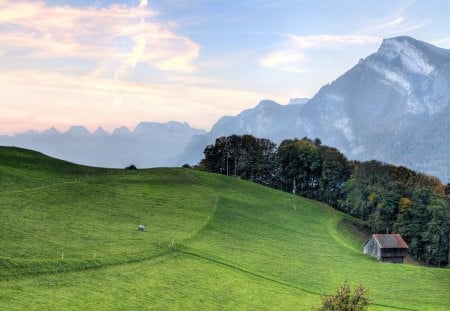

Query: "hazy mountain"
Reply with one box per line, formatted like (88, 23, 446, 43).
(180, 36, 450, 182)
(288, 98, 309, 105)
(0, 122, 206, 168)
(179, 99, 304, 165)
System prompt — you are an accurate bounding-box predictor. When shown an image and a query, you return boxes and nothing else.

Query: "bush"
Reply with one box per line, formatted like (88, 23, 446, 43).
(125, 164, 137, 170)
(314, 282, 369, 311)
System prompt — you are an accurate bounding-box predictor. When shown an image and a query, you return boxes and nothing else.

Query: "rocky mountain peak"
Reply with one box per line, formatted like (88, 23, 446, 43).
(375, 36, 450, 75)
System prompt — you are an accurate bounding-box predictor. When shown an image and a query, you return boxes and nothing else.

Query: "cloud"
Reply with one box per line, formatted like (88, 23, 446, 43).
(364, 17, 429, 35)
(433, 37, 450, 48)
(261, 35, 380, 72)
(0, 0, 199, 74)
(139, 0, 149, 9)
(261, 50, 309, 73)
(114, 0, 149, 80)
(286, 34, 380, 49)
(363, 16, 406, 32)
(394, 19, 430, 33)
(0, 69, 279, 133)
(360, 1, 429, 37)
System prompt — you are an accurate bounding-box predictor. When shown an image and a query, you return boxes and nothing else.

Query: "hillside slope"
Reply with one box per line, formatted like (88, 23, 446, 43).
(0, 147, 448, 310)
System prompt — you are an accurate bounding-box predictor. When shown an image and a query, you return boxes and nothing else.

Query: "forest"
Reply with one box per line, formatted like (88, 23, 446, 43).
(199, 135, 450, 266)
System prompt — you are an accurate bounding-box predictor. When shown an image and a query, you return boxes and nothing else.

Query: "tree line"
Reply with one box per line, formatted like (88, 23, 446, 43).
(198, 135, 450, 266)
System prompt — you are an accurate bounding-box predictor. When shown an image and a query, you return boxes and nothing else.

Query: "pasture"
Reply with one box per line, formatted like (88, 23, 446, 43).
(0, 147, 448, 310)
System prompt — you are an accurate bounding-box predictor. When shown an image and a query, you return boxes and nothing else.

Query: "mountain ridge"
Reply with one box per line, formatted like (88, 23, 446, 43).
(0, 121, 206, 168)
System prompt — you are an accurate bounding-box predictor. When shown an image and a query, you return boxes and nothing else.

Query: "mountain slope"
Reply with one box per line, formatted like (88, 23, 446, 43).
(179, 100, 304, 165)
(0, 147, 449, 310)
(292, 36, 450, 181)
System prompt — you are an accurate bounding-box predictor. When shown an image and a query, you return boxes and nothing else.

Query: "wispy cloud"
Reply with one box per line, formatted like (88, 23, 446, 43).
(363, 17, 429, 36)
(0, 0, 199, 75)
(394, 19, 430, 34)
(365, 16, 407, 32)
(360, 0, 429, 37)
(433, 37, 450, 48)
(286, 34, 380, 49)
(261, 35, 380, 72)
(114, 0, 149, 80)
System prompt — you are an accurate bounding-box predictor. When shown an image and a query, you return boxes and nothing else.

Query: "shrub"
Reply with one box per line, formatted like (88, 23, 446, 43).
(314, 282, 369, 311)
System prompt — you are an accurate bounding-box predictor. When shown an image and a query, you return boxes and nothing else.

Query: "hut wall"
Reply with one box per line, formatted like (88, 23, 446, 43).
(380, 248, 408, 258)
(364, 237, 380, 258)
(380, 256, 405, 263)
(380, 248, 407, 263)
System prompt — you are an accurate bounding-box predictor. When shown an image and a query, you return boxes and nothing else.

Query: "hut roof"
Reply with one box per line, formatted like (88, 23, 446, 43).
(370, 234, 409, 249)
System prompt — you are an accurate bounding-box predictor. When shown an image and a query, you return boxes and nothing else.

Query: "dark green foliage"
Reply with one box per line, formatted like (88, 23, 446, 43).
(277, 138, 322, 197)
(318, 146, 352, 207)
(314, 282, 370, 311)
(125, 164, 137, 170)
(200, 135, 276, 185)
(275, 138, 351, 207)
(395, 188, 449, 266)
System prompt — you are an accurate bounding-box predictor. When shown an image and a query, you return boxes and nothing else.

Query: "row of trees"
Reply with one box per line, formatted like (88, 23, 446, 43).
(202, 135, 276, 184)
(199, 135, 450, 266)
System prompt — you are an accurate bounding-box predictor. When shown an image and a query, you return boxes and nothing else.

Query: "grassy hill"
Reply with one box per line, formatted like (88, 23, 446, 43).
(0, 147, 448, 310)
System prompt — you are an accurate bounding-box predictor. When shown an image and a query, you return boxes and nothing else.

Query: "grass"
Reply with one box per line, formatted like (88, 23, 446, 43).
(0, 146, 449, 310)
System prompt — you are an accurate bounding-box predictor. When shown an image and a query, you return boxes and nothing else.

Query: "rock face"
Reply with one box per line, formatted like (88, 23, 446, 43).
(0, 122, 206, 168)
(180, 36, 450, 182)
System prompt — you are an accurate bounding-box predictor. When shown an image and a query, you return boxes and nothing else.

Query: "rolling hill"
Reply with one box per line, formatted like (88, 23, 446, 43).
(0, 147, 448, 310)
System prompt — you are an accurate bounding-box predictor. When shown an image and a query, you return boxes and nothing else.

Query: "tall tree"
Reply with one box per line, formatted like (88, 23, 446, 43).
(318, 146, 351, 208)
(277, 138, 322, 198)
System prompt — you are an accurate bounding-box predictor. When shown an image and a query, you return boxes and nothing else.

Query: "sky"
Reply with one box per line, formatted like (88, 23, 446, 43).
(1, 0, 449, 134)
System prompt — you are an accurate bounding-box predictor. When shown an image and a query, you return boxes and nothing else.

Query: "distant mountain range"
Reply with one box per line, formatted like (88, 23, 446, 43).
(0, 122, 206, 168)
(1, 36, 449, 182)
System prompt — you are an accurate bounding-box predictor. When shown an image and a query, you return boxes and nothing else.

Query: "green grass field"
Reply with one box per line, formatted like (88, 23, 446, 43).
(0, 147, 449, 310)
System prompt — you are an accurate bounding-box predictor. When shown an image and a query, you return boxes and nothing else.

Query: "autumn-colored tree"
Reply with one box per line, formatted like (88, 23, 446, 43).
(314, 282, 370, 311)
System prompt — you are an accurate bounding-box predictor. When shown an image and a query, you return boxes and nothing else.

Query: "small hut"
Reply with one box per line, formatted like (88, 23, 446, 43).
(363, 234, 409, 263)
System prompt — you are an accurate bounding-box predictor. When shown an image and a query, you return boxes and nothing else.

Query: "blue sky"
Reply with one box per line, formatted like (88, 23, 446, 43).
(1, 0, 449, 134)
